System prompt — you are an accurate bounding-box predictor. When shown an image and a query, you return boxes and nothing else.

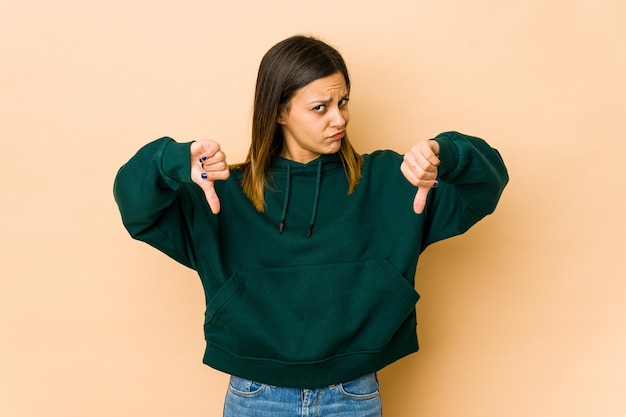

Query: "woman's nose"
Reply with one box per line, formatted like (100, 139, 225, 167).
(330, 108, 347, 128)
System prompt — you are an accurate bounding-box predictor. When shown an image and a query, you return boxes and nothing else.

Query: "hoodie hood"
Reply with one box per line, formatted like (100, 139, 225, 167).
(270, 153, 342, 238)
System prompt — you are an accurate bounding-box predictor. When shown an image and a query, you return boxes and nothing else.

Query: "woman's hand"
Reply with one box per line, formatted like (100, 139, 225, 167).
(400, 139, 440, 215)
(190, 140, 230, 214)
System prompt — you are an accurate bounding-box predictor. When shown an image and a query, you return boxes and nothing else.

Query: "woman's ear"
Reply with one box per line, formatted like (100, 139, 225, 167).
(277, 105, 289, 125)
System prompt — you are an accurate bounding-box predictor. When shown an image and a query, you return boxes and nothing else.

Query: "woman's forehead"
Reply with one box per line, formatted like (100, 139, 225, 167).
(295, 73, 348, 100)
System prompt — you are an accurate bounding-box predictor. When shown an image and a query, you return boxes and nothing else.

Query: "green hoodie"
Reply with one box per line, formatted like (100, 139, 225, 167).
(113, 131, 508, 388)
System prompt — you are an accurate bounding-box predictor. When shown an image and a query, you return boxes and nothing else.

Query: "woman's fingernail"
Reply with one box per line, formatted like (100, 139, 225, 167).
(199, 155, 207, 162)
(201, 173, 208, 179)
(432, 181, 439, 189)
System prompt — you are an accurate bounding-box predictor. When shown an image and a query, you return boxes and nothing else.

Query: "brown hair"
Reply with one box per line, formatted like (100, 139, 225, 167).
(232, 35, 363, 212)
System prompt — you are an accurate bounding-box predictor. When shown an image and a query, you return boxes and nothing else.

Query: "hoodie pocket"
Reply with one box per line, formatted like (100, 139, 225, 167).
(204, 259, 419, 364)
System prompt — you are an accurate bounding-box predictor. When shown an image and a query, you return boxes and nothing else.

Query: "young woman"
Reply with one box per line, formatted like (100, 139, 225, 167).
(114, 35, 508, 417)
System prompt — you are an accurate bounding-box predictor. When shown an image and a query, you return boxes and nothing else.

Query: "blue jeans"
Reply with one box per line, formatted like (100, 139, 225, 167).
(223, 373, 382, 417)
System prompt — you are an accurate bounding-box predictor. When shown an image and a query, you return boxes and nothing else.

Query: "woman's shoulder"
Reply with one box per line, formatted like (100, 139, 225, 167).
(362, 149, 403, 167)
(358, 149, 408, 188)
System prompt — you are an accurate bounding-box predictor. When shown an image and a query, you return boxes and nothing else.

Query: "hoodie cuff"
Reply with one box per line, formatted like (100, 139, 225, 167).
(161, 139, 193, 186)
(433, 132, 460, 180)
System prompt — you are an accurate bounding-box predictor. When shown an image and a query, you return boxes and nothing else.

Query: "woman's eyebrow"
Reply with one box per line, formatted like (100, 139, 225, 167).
(307, 98, 331, 105)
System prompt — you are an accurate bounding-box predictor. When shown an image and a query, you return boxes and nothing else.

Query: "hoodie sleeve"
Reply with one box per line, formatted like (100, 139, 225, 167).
(421, 131, 509, 248)
(113, 137, 199, 269)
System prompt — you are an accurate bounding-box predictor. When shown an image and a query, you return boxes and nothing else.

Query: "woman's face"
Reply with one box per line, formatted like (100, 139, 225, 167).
(278, 72, 350, 164)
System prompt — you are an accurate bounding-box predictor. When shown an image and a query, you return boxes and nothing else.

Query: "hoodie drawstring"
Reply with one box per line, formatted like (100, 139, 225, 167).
(279, 163, 291, 233)
(278, 158, 323, 238)
(307, 159, 322, 238)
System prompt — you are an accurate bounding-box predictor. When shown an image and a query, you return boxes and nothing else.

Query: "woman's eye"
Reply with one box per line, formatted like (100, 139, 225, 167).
(339, 98, 350, 107)
(313, 105, 326, 112)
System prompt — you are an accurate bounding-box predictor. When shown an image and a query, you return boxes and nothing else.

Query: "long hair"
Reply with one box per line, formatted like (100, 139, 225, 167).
(233, 35, 363, 212)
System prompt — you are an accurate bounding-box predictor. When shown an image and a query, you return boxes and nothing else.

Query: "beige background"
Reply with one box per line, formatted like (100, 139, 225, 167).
(2, 0, 625, 416)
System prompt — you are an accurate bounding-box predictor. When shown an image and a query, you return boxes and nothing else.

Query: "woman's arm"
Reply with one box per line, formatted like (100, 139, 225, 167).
(401, 131, 509, 247)
(113, 137, 228, 268)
